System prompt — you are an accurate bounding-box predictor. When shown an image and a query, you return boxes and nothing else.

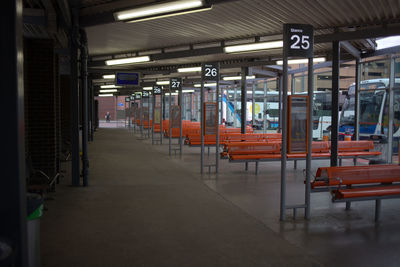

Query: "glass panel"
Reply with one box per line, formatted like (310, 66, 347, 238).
(393, 57, 400, 163)
(361, 59, 390, 80)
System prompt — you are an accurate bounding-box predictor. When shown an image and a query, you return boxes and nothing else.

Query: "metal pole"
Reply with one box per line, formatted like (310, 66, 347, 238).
(387, 55, 395, 163)
(152, 93, 155, 144)
(2, 0, 28, 264)
(140, 99, 143, 137)
(234, 85, 237, 127)
(354, 59, 361, 141)
(80, 29, 89, 187)
(280, 57, 288, 221)
(169, 91, 172, 155)
(278, 76, 283, 132)
(160, 91, 163, 144)
(263, 81, 267, 133)
(241, 67, 248, 133)
(252, 82, 256, 129)
(291, 74, 295, 94)
(226, 88, 230, 126)
(179, 88, 183, 156)
(331, 41, 340, 167)
(70, 9, 80, 186)
(305, 58, 314, 220)
(201, 76, 205, 174)
(216, 64, 220, 173)
(220, 87, 223, 125)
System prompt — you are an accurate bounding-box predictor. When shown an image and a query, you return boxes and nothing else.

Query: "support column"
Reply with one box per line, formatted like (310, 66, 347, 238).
(80, 29, 89, 186)
(280, 58, 288, 221)
(387, 55, 395, 163)
(70, 9, 80, 186)
(1, 0, 28, 265)
(263, 81, 267, 133)
(354, 59, 361, 141)
(305, 58, 314, 220)
(241, 67, 248, 133)
(330, 41, 340, 167)
(278, 76, 283, 132)
(252, 82, 256, 128)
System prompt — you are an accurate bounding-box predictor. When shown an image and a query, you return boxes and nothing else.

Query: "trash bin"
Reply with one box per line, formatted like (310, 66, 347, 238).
(369, 135, 388, 165)
(27, 193, 43, 267)
(0, 239, 13, 266)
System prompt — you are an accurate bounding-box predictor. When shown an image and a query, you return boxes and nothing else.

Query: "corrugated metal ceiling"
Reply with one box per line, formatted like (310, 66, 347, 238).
(85, 0, 400, 56)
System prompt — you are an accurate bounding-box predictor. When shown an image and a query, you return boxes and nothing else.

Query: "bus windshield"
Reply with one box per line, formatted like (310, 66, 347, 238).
(340, 89, 385, 126)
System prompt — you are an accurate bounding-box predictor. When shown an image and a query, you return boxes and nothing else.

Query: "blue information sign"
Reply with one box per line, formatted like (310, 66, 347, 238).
(118, 102, 124, 107)
(116, 72, 140, 86)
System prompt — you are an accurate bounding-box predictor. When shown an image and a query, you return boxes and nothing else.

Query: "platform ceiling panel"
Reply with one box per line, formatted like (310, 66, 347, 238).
(85, 0, 400, 56)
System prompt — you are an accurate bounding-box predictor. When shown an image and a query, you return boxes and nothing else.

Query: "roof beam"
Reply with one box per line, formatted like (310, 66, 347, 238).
(23, 8, 47, 26)
(341, 41, 361, 59)
(315, 24, 400, 43)
(249, 67, 278, 77)
(361, 45, 400, 58)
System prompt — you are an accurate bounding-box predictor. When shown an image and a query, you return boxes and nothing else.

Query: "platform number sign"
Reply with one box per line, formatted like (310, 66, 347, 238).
(130, 95, 135, 101)
(135, 93, 141, 100)
(202, 63, 219, 81)
(153, 85, 162, 95)
(170, 78, 182, 91)
(284, 24, 314, 58)
(125, 97, 130, 102)
(142, 90, 149, 98)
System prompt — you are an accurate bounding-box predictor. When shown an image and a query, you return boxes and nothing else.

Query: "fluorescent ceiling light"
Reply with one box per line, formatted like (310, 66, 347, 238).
(182, 89, 195, 93)
(223, 75, 256, 81)
(276, 57, 326, 65)
(105, 56, 150, 66)
(126, 7, 212, 23)
(224, 41, 283, 54)
(98, 94, 113, 97)
(143, 87, 153, 90)
(166, 92, 179, 96)
(103, 74, 115, 79)
(376, 35, 400, 50)
(194, 83, 217, 87)
(156, 80, 170, 85)
(100, 85, 122, 89)
(177, 66, 201, 73)
(99, 89, 118, 93)
(115, 0, 206, 21)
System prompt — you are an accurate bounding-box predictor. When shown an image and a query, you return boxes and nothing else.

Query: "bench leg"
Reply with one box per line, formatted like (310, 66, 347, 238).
(345, 201, 351, 210)
(207, 146, 210, 156)
(353, 157, 357, 166)
(245, 162, 248, 171)
(293, 208, 297, 220)
(339, 158, 342, 166)
(375, 199, 381, 222)
(294, 160, 297, 170)
(255, 162, 259, 175)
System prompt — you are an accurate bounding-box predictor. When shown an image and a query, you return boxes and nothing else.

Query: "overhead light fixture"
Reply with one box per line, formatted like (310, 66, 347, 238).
(156, 80, 170, 85)
(105, 56, 150, 66)
(99, 89, 118, 93)
(177, 66, 201, 73)
(114, 0, 210, 22)
(194, 83, 217, 87)
(100, 85, 122, 89)
(224, 41, 283, 54)
(223, 75, 256, 81)
(98, 94, 114, 97)
(182, 89, 195, 93)
(143, 87, 153, 90)
(166, 92, 179, 96)
(103, 74, 115, 79)
(276, 57, 326, 65)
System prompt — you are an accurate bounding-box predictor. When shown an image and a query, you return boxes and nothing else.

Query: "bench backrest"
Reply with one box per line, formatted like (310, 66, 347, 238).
(228, 142, 281, 155)
(336, 140, 374, 152)
(316, 165, 400, 185)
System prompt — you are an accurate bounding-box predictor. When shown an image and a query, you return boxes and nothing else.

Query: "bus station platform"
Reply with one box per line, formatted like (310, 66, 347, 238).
(40, 128, 400, 267)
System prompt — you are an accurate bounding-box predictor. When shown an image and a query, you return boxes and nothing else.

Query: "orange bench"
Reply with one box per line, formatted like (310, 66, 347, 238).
(311, 164, 400, 221)
(225, 141, 381, 174)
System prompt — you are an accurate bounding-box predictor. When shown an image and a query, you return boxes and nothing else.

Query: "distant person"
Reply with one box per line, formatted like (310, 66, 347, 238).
(105, 112, 111, 122)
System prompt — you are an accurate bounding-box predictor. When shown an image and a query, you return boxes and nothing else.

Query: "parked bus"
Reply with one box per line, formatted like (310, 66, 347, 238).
(339, 78, 400, 144)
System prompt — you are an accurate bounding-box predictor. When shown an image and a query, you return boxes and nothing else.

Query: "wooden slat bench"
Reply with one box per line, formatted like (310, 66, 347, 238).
(311, 164, 400, 221)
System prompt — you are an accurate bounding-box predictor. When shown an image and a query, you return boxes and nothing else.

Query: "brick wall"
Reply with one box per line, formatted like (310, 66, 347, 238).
(24, 38, 57, 177)
(96, 96, 116, 120)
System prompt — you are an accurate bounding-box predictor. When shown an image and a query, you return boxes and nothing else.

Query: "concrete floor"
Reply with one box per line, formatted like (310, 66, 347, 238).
(41, 127, 400, 267)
